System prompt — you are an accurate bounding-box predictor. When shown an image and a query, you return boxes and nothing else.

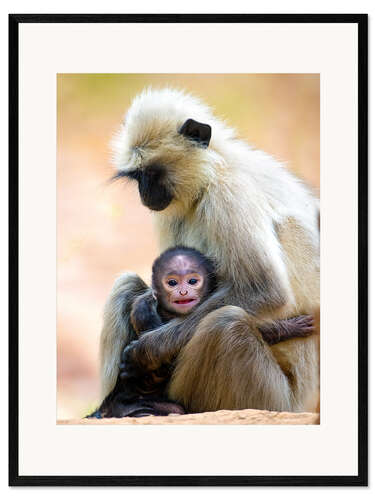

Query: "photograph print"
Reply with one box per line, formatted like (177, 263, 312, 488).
(57, 74, 320, 424)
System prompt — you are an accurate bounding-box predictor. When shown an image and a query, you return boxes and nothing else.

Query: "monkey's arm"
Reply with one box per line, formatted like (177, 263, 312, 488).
(131, 290, 163, 336)
(259, 315, 314, 346)
(120, 283, 231, 378)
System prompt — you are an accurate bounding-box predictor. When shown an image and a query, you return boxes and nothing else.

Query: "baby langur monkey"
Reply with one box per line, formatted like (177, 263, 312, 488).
(90, 247, 216, 418)
(130, 246, 217, 335)
(92, 247, 314, 419)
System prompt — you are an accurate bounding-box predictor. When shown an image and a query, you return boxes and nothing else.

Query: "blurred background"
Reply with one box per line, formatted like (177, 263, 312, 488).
(57, 74, 320, 419)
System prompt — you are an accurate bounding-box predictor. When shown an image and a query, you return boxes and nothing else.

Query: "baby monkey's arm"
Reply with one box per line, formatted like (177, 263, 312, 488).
(259, 315, 314, 346)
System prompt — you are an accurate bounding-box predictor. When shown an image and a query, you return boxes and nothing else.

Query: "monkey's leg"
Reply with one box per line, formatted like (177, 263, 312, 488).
(259, 315, 314, 345)
(99, 272, 151, 399)
(168, 306, 294, 413)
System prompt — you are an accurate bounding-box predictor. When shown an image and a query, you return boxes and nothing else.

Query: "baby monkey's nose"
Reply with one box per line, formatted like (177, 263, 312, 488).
(179, 290, 188, 296)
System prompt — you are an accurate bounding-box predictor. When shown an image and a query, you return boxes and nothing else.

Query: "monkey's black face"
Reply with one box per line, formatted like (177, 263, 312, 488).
(126, 164, 174, 211)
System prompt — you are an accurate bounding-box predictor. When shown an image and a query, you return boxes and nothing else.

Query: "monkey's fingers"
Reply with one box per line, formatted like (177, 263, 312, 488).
(118, 367, 138, 381)
(121, 340, 138, 365)
(120, 344, 150, 383)
(121, 338, 160, 373)
(294, 314, 315, 335)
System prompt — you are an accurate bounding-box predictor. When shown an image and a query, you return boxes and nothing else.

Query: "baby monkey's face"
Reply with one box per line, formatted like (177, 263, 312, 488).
(160, 255, 206, 315)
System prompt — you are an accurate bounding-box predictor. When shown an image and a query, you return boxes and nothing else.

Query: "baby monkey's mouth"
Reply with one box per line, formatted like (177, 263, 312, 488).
(174, 298, 196, 305)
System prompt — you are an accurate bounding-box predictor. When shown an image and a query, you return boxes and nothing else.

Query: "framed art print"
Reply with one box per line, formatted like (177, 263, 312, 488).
(9, 14, 368, 486)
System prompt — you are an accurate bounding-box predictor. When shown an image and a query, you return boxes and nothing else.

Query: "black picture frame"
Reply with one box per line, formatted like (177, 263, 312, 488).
(9, 13, 368, 487)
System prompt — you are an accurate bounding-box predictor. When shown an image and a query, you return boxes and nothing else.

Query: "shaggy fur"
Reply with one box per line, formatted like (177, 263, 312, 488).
(100, 88, 320, 412)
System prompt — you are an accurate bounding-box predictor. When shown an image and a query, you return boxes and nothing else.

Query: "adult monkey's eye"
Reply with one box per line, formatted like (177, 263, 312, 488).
(167, 279, 178, 287)
(188, 278, 198, 285)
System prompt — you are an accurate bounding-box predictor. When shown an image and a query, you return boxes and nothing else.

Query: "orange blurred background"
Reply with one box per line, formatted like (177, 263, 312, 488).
(57, 74, 320, 419)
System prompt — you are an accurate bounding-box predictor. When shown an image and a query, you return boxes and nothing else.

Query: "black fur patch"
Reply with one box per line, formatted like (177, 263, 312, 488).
(124, 169, 142, 181)
(179, 118, 211, 148)
(111, 169, 140, 183)
(138, 164, 174, 211)
(113, 166, 174, 211)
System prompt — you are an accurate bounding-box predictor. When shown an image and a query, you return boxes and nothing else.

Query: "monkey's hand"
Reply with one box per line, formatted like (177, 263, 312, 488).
(120, 341, 172, 395)
(130, 291, 163, 336)
(119, 336, 169, 379)
(260, 314, 315, 346)
(119, 340, 144, 379)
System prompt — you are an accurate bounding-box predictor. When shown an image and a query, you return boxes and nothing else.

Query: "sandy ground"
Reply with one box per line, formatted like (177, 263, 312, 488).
(59, 408, 319, 425)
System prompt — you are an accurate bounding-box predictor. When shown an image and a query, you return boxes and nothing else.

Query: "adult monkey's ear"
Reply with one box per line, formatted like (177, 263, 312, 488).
(179, 118, 211, 148)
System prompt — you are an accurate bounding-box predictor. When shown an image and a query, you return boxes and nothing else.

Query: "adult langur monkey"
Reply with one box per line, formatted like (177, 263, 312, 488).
(100, 88, 320, 413)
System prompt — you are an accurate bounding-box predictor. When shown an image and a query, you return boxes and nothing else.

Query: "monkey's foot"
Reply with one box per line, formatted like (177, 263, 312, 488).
(106, 399, 185, 419)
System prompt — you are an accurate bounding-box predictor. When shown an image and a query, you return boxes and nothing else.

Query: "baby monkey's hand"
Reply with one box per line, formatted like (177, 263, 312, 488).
(259, 314, 315, 346)
(119, 340, 144, 380)
(130, 291, 163, 336)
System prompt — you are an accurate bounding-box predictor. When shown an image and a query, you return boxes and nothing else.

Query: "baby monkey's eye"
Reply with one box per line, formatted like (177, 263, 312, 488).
(188, 278, 199, 285)
(167, 279, 178, 287)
